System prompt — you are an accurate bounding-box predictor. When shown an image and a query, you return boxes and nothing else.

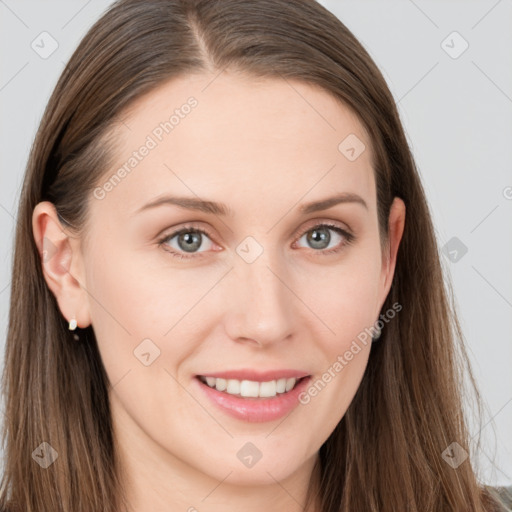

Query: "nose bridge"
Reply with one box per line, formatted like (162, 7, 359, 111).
(225, 245, 294, 345)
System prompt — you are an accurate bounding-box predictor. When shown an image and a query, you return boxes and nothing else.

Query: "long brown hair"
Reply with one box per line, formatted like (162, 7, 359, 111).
(0, 0, 509, 510)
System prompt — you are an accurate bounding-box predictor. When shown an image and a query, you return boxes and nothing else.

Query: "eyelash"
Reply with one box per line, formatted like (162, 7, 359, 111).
(157, 222, 356, 261)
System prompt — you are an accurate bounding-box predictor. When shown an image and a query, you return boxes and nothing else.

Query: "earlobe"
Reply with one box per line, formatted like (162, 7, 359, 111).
(32, 201, 91, 330)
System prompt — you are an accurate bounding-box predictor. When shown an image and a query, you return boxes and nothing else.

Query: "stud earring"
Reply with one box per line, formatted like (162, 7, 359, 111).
(372, 326, 382, 342)
(69, 317, 80, 340)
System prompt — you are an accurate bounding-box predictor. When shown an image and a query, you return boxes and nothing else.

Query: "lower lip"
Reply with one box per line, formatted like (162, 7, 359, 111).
(194, 376, 312, 423)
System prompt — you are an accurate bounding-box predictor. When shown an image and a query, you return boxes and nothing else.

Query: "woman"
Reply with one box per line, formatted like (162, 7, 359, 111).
(0, 0, 510, 510)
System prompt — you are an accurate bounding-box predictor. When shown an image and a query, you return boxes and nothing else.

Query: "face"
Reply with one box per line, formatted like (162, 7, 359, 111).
(35, 71, 405, 492)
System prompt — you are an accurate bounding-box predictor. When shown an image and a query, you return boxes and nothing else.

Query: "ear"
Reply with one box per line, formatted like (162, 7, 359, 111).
(377, 196, 406, 312)
(32, 201, 91, 329)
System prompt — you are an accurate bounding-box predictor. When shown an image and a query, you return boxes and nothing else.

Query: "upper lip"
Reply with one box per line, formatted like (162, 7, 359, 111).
(196, 369, 310, 382)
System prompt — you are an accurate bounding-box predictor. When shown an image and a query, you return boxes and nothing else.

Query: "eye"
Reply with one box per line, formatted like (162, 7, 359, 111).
(158, 224, 215, 260)
(293, 222, 355, 256)
(157, 221, 356, 260)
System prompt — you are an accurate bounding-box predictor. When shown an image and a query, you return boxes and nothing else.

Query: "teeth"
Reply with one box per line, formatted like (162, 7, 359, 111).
(276, 378, 286, 393)
(285, 377, 296, 392)
(226, 379, 240, 394)
(240, 380, 259, 397)
(259, 380, 276, 398)
(215, 378, 227, 391)
(200, 376, 300, 397)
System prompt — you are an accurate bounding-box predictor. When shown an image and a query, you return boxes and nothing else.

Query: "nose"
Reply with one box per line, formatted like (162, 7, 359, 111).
(223, 251, 296, 348)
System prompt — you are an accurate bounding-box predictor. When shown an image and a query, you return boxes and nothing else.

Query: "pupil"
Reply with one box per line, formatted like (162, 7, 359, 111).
(308, 227, 330, 249)
(179, 231, 201, 252)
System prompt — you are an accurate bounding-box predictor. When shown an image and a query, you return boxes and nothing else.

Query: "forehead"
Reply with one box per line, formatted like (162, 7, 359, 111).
(93, 71, 375, 220)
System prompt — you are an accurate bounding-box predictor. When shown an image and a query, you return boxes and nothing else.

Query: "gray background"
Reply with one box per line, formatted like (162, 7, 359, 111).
(0, 0, 510, 486)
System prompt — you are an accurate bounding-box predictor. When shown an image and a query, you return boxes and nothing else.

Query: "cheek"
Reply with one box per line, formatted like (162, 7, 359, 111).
(83, 239, 209, 384)
(296, 252, 382, 350)
(295, 262, 378, 435)
(291, 275, 376, 459)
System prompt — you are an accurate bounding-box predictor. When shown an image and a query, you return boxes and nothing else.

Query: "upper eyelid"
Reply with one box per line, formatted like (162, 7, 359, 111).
(291, 219, 353, 239)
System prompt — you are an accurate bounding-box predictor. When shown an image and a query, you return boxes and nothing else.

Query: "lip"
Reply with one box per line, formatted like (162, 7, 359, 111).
(195, 369, 310, 381)
(194, 374, 312, 423)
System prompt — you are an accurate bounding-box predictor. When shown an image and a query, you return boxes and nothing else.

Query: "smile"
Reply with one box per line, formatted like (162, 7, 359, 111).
(197, 375, 304, 398)
(194, 374, 313, 422)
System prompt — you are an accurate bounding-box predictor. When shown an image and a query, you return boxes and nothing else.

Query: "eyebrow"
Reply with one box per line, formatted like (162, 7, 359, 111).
(299, 192, 368, 213)
(134, 192, 368, 217)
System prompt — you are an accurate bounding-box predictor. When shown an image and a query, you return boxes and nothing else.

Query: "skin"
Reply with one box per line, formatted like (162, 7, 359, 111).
(33, 71, 405, 512)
